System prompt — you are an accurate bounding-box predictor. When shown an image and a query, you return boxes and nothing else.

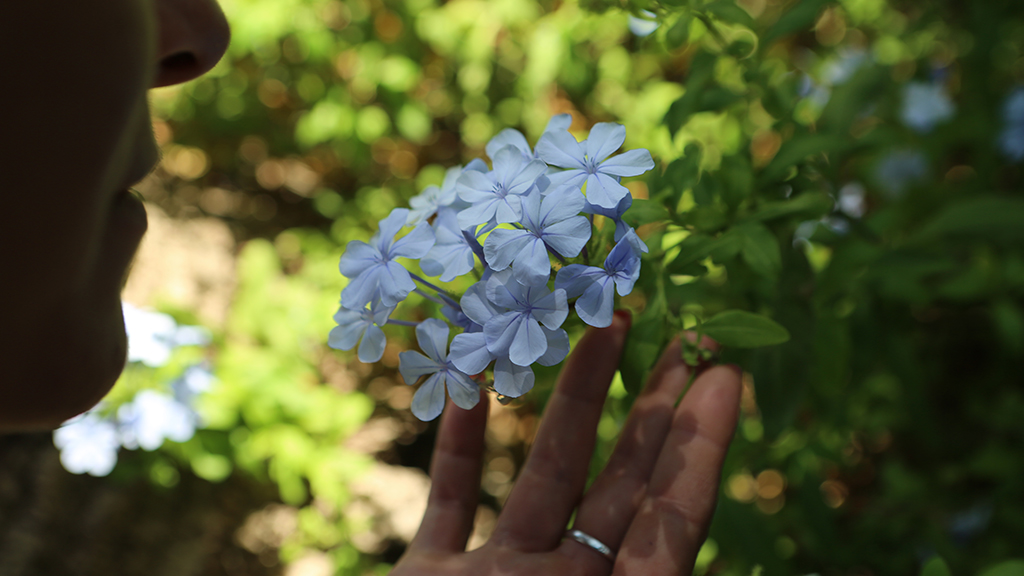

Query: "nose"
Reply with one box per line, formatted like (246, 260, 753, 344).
(153, 0, 231, 88)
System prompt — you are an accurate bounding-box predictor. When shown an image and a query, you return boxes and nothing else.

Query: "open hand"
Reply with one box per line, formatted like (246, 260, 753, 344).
(392, 311, 742, 575)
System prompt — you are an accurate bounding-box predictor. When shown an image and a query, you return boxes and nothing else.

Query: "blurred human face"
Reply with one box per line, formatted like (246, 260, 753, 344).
(0, 0, 229, 431)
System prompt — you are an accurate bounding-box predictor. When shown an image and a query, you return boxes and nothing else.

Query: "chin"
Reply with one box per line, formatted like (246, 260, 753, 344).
(0, 302, 128, 433)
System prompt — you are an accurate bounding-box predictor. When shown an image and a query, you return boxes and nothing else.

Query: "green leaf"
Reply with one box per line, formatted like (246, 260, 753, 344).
(978, 560, 1024, 576)
(701, 310, 791, 348)
(920, 557, 951, 576)
(666, 13, 693, 49)
(623, 198, 671, 228)
(736, 223, 782, 278)
(621, 303, 668, 396)
(760, 134, 853, 183)
(668, 232, 743, 273)
(664, 51, 717, 134)
(760, 0, 831, 48)
(704, 0, 754, 27)
(911, 196, 1024, 245)
(748, 193, 834, 222)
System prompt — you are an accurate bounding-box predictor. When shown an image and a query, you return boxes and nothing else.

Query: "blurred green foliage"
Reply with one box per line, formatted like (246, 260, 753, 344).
(119, 0, 1024, 573)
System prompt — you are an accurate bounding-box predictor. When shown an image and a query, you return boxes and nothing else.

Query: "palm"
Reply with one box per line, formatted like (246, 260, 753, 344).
(393, 314, 742, 576)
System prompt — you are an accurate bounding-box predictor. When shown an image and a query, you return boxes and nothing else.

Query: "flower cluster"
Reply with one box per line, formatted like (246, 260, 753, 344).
(330, 116, 653, 421)
(53, 303, 213, 476)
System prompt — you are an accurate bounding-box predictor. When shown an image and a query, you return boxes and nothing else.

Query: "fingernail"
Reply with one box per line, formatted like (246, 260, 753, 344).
(613, 309, 632, 330)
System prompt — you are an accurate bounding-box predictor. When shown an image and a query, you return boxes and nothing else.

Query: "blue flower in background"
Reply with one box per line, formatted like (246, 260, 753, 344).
(420, 209, 479, 282)
(874, 149, 929, 197)
(901, 81, 955, 133)
(406, 165, 462, 225)
(999, 88, 1024, 161)
(172, 364, 216, 406)
(484, 185, 591, 286)
(628, 10, 659, 37)
(117, 390, 198, 451)
(536, 122, 654, 209)
(122, 302, 211, 367)
(456, 146, 548, 229)
(485, 115, 574, 163)
(53, 411, 121, 477)
(556, 230, 643, 328)
(329, 297, 394, 363)
(399, 319, 480, 421)
(339, 208, 435, 309)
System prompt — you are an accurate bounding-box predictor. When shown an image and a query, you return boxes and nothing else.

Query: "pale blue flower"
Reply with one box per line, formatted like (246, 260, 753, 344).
(449, 280, 568, 397)
(407, 165, 463, 225)
(328, 297, 394, 363)
(481, 270, 568, 366)
(456, 146, 548, 229)
(122, 302, 210, 367)
(999, 88, 1024, 161)
(53, 411, 121, 477)
(822, 48, 867, 86)
(628, 10, 659, 37)
(484, 185, 591, 286)
(485, 115, 575, 163)
(117, 390, 198, 451)
(399, 319, 480, 421)
(339, 208, 435, 309)
(420, 208, 479, 282)
(874, 149, 929, 197)
(556, 230, 643, 327)
(171, 363, 216, 405)
(838, 182, 867, 218)
(901, 82, 955, 133)
(536, 122, 654, 209)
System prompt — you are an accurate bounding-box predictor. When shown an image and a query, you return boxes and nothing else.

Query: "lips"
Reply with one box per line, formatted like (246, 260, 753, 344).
(110, 188, 148, 238)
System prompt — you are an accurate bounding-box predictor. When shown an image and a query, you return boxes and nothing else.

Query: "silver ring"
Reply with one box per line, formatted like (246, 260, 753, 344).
(565, 529, 616, 562)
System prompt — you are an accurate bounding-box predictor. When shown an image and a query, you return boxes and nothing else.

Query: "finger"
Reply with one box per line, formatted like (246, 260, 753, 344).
(491, 311, 631, 552)
(614, 365, 741, 575)
(408, 390, 489, 553)
(560, 335, 719, 570)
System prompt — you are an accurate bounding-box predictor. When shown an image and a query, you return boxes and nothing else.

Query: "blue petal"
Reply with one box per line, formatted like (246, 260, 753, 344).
(529, 288, 569, 329)
(544, 169, 587, 191)
(599, 148, 655, 177)
(508, 316, 547, 366)
(461, 282, 502, 326)
(486, 269, 527, 309)
(537, 327, 569, 367)
(328, 317, 366, 351)
(585, 123, 626, 164)
(390, 221, 435, 259)
(584, 172, 630, 210)
(445, 369, 481, 411)
(487, 129, 532, 162)
(484, 311, 523, 355)
(507, 160, 548, 196)
(450, 332, 494, 374)
(493, 194, 524, 224)
(457, 199, 499, 230)
(358, 323, 387, 362)
(575, 276, 616, 328)
(338, 241, 380, 278)
(555, 264, 604, 298)
(493, 356, 535, 397)
(542, 217, 591, 259)
(416, 319, 450, 363)
(543, 114, 573, 135)
(411, 372, 447, 421)
(421, 242, 475, 282)
(511, 238, 552, 287)
(399, 350, 441, 385)
(484, 228, 534, 272)
(375, 209, 410, 253)
(376, 261, 417, 307)
(538, 186, 586, 224)
(340, 266, 384, 309)
(536, 130, 586, 170)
